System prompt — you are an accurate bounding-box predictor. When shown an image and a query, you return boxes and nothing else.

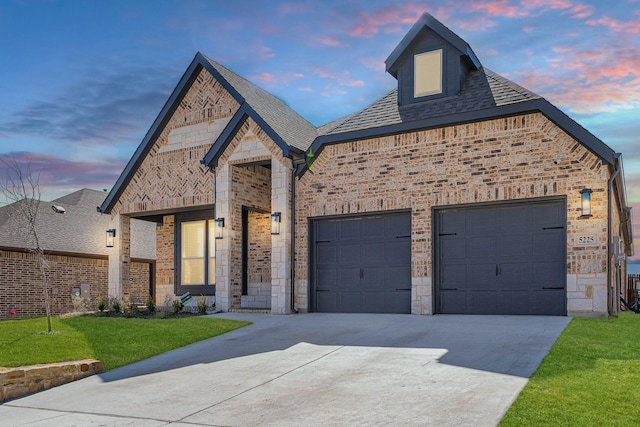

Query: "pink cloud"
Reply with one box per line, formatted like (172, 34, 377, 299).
(470, 0, 525, 17)
(586, 16, 640, 34)
(298, 87, 313, 92)
(360, 57, 385, 71)
(567, 4, 594, 19)
(521, 0, 572, 9)
(346, 3, 426, 39)
(250, 72, 276, 84)
(318, 36, 344, 47)
(455, 16, 497, 31)
(523, 26, 534, 32)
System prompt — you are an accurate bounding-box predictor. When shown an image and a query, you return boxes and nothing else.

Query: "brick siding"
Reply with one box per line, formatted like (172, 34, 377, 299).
(0, 249, 152, 320)
(296, 113, 612, 315)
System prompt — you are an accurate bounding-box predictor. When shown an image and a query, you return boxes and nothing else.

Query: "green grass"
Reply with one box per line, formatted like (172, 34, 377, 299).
(501, 312, 640, 426)
(0, 315, 250, 371)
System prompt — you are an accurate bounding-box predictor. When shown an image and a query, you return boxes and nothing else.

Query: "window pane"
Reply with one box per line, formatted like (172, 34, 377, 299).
(182, 259, 205, 285)
(414, 49, 442, 97)
(182, 221, 205, 258)
(209, 257, 216, 285)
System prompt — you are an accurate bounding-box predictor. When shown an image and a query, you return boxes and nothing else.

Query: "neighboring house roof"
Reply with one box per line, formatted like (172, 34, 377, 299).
(1, 189, 155, 259)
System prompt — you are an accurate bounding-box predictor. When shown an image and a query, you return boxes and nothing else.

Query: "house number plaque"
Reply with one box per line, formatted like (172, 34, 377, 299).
(575, 234, 598, 247)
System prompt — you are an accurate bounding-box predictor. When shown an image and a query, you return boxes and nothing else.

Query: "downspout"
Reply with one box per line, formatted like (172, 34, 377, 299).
(290, 156, 304, 314)
(607, 155, 621, 316)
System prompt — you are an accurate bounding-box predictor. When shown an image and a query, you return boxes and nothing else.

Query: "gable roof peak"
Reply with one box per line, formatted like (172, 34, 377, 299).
(385, 12, 481, 78)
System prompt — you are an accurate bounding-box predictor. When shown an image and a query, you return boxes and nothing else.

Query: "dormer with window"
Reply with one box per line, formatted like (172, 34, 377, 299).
(385, 13, 481, 106)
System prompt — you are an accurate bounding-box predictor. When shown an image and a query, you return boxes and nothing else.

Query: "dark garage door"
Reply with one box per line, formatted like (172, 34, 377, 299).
(435, 199, 566, 315)
(312, 213, 411, 313)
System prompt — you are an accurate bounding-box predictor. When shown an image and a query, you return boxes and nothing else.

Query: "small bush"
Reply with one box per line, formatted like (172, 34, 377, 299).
(110, 296, 123, 314)
(97, 294, 106, 312)
(172, 299, 184, 314)
(146, 296, 156, 313)
(197, 297, 208, 314)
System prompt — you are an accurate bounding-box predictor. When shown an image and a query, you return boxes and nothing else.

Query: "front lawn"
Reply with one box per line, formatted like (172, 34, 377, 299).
(501, 312, 640, 426)
(0, 315, 250, 371)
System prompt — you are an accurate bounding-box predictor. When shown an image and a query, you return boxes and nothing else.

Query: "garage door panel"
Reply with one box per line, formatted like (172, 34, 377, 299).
(340, 292, 363, 312)
(339, 220, 361, 240)
(499, 234, 532, 257)
(385, 240, 411, 263)
(440, 237, 466, 259)
(534, 233, 565, 258)
(316, 291, 338, 312)
(316, 221, 337, 241)
(468, 210, 496, 235)
(363, 242, 385, 263)
(339, 243, 361, 264)
(440, 263, 465, 287)
(468, 236, 497, 258)
(314, 213, 411, 313)
(384, 266, 411, 289)
(437, 200, 566, 315)
(316, 269, 337, 291)
(466, 263, 498, 286)
(316, 245, 337, 265)
(339, 268, 361, 289)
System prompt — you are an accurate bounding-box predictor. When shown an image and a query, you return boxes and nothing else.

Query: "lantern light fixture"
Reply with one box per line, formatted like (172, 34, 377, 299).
(580, 188, 592, 218)
(271, 212, 281, 235)
(106, 229, 116, 247)
(214, 218, 225, 239)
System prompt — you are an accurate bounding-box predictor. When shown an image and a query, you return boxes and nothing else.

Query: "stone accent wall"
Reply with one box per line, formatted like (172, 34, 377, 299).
(214, 116, 292, 312)
(1, 360, 102, 402)
(296, 113, 610, 316)
(242, 211, 271, 308)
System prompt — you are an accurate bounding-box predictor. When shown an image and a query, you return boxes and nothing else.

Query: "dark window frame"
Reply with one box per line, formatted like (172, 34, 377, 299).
(175, 211, 216, 296)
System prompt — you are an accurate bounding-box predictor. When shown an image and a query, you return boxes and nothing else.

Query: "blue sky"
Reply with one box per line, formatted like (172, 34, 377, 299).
(1, 0, 639, 256)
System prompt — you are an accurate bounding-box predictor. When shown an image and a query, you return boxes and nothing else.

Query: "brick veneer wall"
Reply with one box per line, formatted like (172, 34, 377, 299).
(0, 249, 152, 319)
(296, 113, 611, 315)
(243, 211, 271, 308)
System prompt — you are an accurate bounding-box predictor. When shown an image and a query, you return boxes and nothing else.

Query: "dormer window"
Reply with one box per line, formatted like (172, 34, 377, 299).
(414, 49, 442, 98)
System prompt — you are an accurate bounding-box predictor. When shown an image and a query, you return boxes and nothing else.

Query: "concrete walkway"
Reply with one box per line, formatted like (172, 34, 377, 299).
(0, 313, 570, 426)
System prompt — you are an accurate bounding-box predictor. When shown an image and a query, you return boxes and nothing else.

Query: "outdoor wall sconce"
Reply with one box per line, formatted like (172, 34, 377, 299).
(105, 229, 116, 247)
(580, 188, 592, 218)
(271, 212, 281, 235)
(214, 218, 225, 239)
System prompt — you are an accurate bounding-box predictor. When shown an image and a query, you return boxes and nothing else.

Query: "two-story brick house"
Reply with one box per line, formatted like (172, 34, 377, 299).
(98, 13, 633, 317)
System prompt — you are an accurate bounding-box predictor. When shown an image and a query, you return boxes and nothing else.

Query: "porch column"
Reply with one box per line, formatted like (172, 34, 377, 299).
(271, 159, 292, 314)
(107, 214, 131, 300)
(215, 164, 232, 311)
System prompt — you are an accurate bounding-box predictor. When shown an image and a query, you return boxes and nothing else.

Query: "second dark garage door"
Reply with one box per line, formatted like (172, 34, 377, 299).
(311, 213, 411, 313)
(435, 199, 567, 315)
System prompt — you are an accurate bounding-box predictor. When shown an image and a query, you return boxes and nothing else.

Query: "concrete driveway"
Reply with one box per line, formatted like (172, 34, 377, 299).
(0, 313, 569, 426)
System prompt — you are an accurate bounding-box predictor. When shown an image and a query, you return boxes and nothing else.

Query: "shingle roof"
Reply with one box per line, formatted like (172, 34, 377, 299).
(319, 68, 540, 136)
(1, 189, 155, 259)
(203, 56, 317, 151)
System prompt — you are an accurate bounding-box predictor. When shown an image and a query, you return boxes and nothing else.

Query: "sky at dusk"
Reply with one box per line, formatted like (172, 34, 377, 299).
(0, 0, 639, 257)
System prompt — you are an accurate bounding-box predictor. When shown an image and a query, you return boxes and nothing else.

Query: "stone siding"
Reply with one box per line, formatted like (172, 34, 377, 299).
(1, 360, 102, 402)
(296, 113, 610, 316)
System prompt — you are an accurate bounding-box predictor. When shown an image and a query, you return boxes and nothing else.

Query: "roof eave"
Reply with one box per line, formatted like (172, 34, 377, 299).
(385, 12, 480, 78)
(202, 102, 293, 169)
(300, 98, 617, 177)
